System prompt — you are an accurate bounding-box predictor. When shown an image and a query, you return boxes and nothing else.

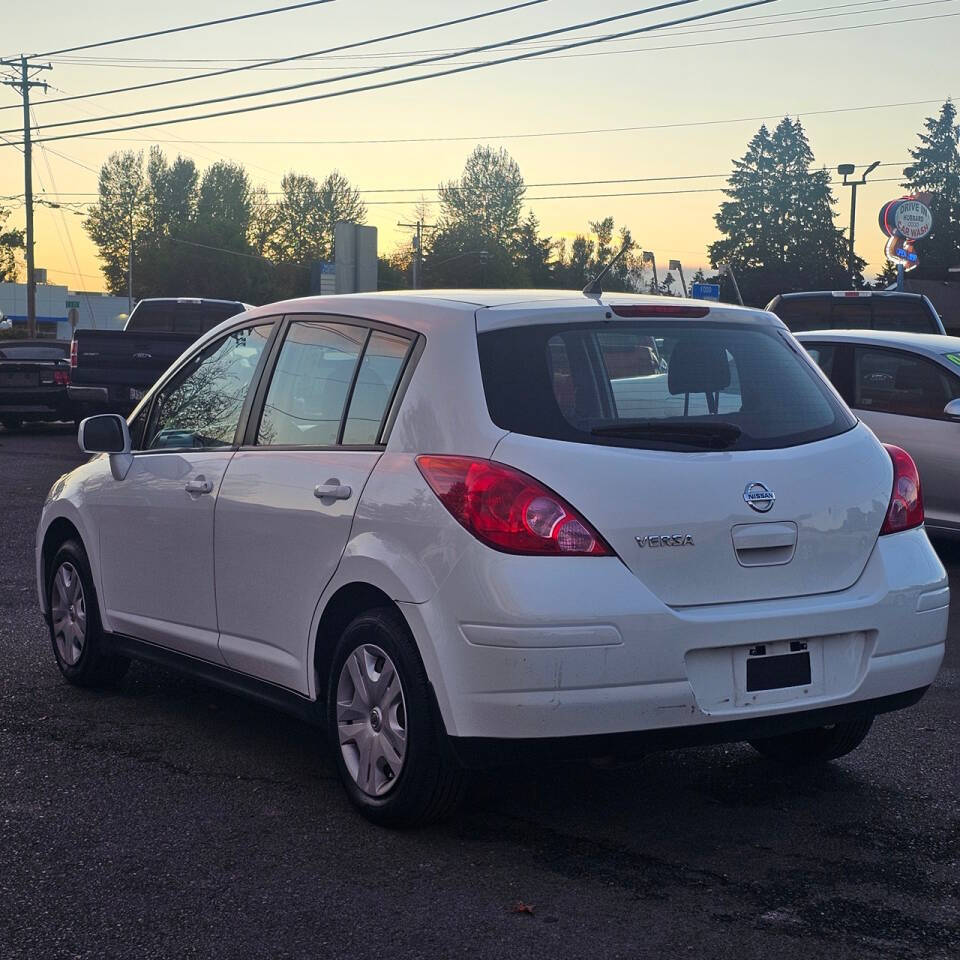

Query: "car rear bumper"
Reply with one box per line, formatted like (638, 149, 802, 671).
(400, 526, 948, 741)
(0, 388, 72, 419)
(67, 384, 133, 415)
(445, 686, 929, 768)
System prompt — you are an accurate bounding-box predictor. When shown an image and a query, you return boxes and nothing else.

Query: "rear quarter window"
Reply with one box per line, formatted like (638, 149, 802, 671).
(478, 320, 856, 452)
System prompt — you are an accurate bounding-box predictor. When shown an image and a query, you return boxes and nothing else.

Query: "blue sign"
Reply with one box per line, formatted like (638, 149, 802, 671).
(691, 282, 720, 302)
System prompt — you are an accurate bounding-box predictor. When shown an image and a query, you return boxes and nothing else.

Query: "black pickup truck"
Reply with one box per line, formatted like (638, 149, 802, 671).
(69, 297, 249, 416)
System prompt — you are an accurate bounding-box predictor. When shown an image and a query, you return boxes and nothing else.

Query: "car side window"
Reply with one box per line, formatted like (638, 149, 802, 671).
(257, 320, 366, 446)
(854, 347, 959, 418)
(143, 324, 272, 450)
(341, 331, 411, 445)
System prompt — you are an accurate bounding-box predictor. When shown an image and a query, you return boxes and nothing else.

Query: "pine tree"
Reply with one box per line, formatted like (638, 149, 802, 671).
(709, 118, 858, 305)
(903, 100, 960, 278)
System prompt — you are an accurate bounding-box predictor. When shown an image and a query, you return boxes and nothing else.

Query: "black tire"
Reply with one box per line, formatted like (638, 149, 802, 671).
(1, 416, 21, 431)
(326, 606, 464, 827)
(749, 717, 874, 765)
(47, 539, 130, 688)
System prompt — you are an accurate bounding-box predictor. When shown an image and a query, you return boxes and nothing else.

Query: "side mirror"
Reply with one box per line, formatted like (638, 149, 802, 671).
(944, 399, 960, 421)
(78, 414, 131, 454)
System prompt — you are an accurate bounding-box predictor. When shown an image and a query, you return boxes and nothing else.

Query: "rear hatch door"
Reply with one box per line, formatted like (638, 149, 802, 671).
(478, 303, 891, 606)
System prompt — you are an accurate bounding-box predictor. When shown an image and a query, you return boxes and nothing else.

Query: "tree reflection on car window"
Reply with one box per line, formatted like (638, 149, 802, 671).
(146, 325, 270, 450)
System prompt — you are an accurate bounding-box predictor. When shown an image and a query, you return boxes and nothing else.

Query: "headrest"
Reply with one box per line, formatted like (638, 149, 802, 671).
(668, 340, 731, 395)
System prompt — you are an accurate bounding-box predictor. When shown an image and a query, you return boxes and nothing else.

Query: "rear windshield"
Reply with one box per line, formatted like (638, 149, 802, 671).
(126, 301, 245, 336)
(773, 297, 937, 334)
(478, 321, 856, 452)
(0, 343, 68, 360)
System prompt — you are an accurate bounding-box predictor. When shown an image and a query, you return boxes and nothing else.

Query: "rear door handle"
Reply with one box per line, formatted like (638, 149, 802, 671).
(314, 481, 352, 501)
(185, 476, 214, 495)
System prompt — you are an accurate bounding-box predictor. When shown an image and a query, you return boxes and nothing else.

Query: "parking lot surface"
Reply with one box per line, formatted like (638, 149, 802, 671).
(1, 425, 957, 960)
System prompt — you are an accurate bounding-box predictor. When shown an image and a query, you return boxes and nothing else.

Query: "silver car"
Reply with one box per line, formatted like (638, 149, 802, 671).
(796, 329, 960, 537)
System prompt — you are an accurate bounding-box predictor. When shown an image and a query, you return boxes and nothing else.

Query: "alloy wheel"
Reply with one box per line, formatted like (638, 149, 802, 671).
(336, 643, 407, 796)
(51, 561, 87, 667)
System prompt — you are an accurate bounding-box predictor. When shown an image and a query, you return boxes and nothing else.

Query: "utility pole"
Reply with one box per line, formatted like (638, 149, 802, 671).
(837, 161, 880, 289)
(1, 56, 51, 339)
(397, 219, 435, 289)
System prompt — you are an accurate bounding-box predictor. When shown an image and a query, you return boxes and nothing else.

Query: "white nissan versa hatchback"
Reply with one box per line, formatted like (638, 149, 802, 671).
(37, 291, 948, 825)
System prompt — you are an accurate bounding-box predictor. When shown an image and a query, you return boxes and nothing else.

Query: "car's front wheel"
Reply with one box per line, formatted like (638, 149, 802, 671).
(749, 717, 874, 765)
(47, 539, 129, 687)
(327, 607, 464, 827)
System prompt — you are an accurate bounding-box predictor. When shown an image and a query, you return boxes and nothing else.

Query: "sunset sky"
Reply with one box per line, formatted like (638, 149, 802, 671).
(1, 0, 957, 292)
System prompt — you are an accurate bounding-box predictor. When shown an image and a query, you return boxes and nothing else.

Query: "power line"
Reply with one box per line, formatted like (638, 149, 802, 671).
(16, 161, 909, 198)
(36, 174, 911, 208)
(28, 1, 339, 59)
(4, 1, 713, 134)
(66, 94, 943, 148)
(17, 1, 551, 112)
(166, 236, 310, 269)
(13, 1, 785, 144)
(33, 117, 98, 326)
(39, 0, 904, 66)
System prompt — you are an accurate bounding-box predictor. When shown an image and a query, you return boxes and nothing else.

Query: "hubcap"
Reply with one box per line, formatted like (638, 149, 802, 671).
(51, 562, 86, 667)
(336, 643, 407, 797)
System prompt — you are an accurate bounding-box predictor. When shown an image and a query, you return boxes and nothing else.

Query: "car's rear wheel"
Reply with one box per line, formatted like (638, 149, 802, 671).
(327, 607, 464, 827)
(749, 717, 874, 765)
(48, 539, 129, 687)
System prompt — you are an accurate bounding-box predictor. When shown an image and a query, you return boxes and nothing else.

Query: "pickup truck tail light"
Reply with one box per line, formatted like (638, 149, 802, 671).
(880, 444, 923, 535)
(53, 369, 70, 385)
(69, 339, 78, 369)
(416, 455, 612, 556)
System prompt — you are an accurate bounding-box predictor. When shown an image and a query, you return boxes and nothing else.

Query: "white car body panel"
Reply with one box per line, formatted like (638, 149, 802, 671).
(214, 449, 383, 692)
(37, 292, 949, 751)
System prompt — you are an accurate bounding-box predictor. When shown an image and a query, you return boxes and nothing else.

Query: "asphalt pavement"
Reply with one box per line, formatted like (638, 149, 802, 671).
(1, 424, 957, 960)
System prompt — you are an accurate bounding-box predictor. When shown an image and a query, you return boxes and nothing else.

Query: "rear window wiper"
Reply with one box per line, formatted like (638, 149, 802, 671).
(590, 420, 742, 449)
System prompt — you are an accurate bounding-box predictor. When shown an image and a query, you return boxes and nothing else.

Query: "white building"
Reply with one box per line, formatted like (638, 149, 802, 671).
(0, 282, 128, 340)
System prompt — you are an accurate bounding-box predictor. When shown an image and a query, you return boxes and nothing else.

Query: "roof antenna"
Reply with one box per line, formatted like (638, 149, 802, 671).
(582, 241, 633, 297)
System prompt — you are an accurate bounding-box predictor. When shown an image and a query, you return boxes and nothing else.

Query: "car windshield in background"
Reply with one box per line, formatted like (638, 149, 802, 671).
(126, 301, 245, 336)
(773, 296, 937, 333)
(478, 321, 856, 451)
(0, 344, 68, 360)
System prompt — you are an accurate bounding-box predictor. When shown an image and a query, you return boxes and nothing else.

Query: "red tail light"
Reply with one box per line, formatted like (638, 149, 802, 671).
(880, 444, 923, 535)
(69, 338, 78, 369)
(53, 369, 69, 385)
(416, 455, 612, 556)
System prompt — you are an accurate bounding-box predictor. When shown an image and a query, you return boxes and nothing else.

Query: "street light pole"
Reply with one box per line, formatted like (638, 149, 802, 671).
(838, 161, 880, 289)
(642, 251, 659, 293)
(669, 259, 687, 297)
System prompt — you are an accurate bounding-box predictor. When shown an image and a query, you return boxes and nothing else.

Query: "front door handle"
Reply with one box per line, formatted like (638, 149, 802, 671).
(185, 476, 214, 495)
(314, 480, 352, 501)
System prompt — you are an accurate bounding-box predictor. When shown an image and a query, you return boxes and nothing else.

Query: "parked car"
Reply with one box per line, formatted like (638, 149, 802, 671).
(797, 329, 960, 537)
(0, 339, 73, 430)
(69, 297, 249, 417)
(37, 292, 948, 825)
(767, 290, 945, 334)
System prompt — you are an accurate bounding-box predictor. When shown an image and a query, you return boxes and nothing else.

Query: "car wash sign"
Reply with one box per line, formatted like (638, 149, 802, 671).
(879, 196, 933, 272)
